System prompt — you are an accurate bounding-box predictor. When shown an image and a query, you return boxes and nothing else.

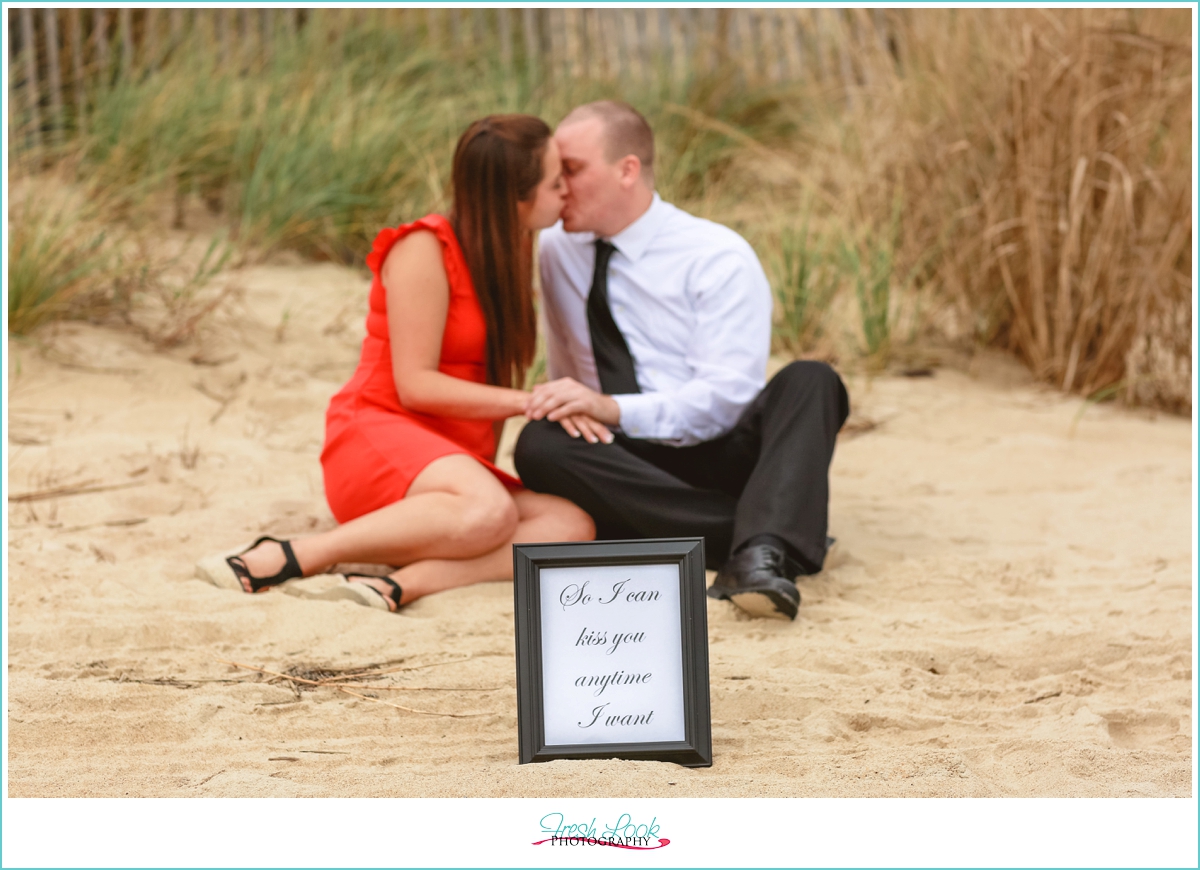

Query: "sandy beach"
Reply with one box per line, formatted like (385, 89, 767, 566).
(6, 254, 1193, 798)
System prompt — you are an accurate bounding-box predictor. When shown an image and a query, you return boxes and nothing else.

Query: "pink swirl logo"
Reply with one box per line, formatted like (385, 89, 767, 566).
(533, 836, 670, 850)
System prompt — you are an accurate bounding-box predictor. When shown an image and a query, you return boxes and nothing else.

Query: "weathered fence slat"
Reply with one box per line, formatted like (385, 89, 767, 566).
(498, 8, 513, 72)
(782, 10, 804, 82)
(20, 8, 41, 152)
(216, 9, 230, 65)
(119, 8, 133, 76)
(43, 9, 64, 145)
(472, 8, 487, 52)
(69, 8, 85, 135)
(521, 8, 537, 77)
(94, 9, 109, 85)
(145, 8, 159, 69)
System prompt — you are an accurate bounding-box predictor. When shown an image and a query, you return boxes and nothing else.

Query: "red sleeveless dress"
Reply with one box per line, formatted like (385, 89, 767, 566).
(321, 215, 521, 525)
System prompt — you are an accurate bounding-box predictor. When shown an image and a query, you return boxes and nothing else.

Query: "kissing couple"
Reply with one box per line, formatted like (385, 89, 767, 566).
(197, 101, 849, 622)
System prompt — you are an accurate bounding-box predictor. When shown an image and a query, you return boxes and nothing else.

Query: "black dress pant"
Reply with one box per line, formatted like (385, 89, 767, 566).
(514, 360, 850, 574)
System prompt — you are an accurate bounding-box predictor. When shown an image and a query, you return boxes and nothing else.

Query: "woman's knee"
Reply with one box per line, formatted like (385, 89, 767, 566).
(515, 491, 595, 543)
(456, 487, 520, 550)
(555, 501, 596, 542)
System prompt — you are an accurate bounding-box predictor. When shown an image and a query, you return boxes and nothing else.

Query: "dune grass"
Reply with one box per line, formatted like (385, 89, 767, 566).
(8, 8, 1191, 409)
(7, 183, 122, 335)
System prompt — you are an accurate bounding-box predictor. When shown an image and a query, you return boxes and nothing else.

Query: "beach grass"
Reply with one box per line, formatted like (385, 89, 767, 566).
(8, 8, 1190, 410)
(7, 182, 122, 335)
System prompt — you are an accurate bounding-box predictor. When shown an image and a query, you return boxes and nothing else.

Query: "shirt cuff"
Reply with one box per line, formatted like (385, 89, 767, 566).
(612, 393, 663, 440)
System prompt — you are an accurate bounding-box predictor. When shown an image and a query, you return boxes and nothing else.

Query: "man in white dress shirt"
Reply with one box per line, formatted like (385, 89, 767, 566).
(517, 101, 849, 620)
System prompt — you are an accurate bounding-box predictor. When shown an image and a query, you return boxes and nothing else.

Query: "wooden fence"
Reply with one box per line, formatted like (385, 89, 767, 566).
(9, 7, 901, 150)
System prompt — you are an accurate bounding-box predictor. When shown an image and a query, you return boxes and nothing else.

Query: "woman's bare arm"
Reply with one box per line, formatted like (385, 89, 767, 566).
(383, 230, 528, 420)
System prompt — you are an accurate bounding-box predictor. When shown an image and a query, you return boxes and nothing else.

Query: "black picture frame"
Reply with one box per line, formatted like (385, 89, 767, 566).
(513, 537, 712, 768)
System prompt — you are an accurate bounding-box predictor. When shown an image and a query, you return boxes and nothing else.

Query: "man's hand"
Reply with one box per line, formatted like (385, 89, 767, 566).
(527, 378, 621, 427)
(556, 414, 614, 445)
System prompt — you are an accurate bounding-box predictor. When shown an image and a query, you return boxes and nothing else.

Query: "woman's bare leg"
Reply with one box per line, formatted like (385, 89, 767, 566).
(351, 490, 595, 607)
(235, 454, 520, 583)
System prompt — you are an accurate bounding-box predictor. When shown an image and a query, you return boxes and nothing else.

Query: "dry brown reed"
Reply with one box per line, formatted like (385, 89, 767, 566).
(797, 9, 1191, 409)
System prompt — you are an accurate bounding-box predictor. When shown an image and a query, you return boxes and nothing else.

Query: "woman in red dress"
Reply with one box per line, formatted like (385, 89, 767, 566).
(197, 115, 595, 611)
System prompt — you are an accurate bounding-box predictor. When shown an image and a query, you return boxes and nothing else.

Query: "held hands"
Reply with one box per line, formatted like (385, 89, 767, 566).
(526, 378, 619, 445)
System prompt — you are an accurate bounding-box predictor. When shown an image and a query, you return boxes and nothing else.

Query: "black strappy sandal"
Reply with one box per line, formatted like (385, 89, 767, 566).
(313, 573, 404, 612)
(223, 536, 305, 594)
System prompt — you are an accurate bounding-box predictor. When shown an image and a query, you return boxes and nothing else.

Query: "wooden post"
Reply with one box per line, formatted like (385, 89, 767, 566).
(644, 9, 663, 86)
(261, 9, 274, 64)
(669, 9, 688, 85)
(145, 8, 159, 69)
(809, 10, 830, 83)
(581, 8, 598, 79)
(216, 9, 230, 65)
(761, 10, 784, 83)
(426, 8, 443, 51)
(472, 8, 488, 52)
(119, 8, 133, 78)
(520, 9, 537, 78)
(746, 10, 767, 83)
(600, 10, 620, 81)
(833, 10, 857, 108)
(713, 9, 730, 74)
(679, 9, 698, 82)
(20, 8, 42, 154)
(95, 9, 109, 84)
(43, 9, 64, 146)
(546, 9, 564, 83)
(237, 8, 250, 66)
(849, 9, 873, 89)
(498, 8, 513, 72)
(564, 9, 582, 80)
(69, 8, 85, 135)
(730, 9, 752, 85)
(620, 10, 645, 84)
(782, 10, 804, 82)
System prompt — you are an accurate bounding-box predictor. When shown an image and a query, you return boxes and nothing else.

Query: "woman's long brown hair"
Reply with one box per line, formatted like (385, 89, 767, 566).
(450, 115, 548, 389)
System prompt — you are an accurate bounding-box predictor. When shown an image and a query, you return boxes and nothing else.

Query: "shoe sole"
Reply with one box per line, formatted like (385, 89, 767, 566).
(302, 580, 391, 611)
(195, 549, 248, 591)
(720, 588, 796, 619)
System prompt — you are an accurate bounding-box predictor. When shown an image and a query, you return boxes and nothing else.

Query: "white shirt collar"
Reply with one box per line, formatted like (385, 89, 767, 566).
(604, 193, 669, 263)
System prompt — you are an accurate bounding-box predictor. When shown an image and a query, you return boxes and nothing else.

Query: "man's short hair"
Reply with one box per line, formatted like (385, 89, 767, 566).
(560, 100, 654, 185)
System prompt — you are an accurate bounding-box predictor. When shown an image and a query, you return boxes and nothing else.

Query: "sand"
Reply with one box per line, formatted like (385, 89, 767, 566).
(5, 252, 1193, 799)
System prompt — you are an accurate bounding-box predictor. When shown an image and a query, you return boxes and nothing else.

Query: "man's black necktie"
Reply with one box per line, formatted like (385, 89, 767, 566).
(587, 239, 640, 395)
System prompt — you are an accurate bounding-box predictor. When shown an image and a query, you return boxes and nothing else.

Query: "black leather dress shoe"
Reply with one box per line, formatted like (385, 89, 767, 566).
(707, 544, 800, 621)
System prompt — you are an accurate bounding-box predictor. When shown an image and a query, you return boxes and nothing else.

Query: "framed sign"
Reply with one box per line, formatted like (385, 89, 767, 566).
(513, 538, 712, 768)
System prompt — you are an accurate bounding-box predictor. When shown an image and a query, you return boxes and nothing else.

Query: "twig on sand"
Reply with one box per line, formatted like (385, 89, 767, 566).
(332, 683, 505, 692)
(216, 657, 496, 718)
(217, 659, 323, 686)
(155, 285, 236, 350)
(193, 371, 247, 424)
(1023, 690, 1062, 704)
(336, 686, 489, 718)
(64, 517, 148, 532)
(9, 480, 146, 503)
(314, 654, 475, 682)
(195, 769, 226, 787)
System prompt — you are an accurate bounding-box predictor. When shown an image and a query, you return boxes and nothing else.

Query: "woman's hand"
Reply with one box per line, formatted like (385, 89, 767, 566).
(555, 414, 614, 444)
(526, 378, 621, 426)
